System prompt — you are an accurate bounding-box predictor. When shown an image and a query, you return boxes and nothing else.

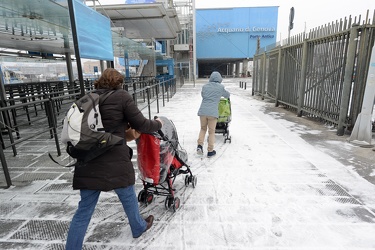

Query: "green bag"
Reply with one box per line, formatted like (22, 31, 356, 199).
(218, 98, 231, 123)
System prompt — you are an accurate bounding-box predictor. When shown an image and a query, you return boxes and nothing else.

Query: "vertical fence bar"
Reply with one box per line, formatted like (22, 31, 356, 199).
(156, 83, 160, 113)
(0, 145, 12, 188)
(297, 40, 309, 116)
(146, 87, 151, 120)
(337, 25, 359, 135)
(275, 47, 282, 106)
(261, 52, 267, 100)
(162, 80, 165, 107)
(252, 56, 257, 95)
(46, 98, 61, 156)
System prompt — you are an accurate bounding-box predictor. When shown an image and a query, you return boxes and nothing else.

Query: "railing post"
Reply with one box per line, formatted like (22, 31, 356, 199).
(161, 80, 165, 107)
(261, 52, 267, 100)
(275, 47, 282, 107)
(252, 57, 257, 96)
(132, 82, 137, 105)
(0, 144, 12, 188)
(297, 40, 309, 116)
(337, 25, 359, 136)
(146, 87, 151, 120)
(166, 80, 170, 102)
(46, 97, 61, 156)
(156, 82, 160, 114)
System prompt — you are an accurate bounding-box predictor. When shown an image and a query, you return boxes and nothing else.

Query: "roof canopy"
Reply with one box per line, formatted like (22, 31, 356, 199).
(0, 0, 180, 61)
(95, 3, 181, 40)
(0, 0, 72, 55)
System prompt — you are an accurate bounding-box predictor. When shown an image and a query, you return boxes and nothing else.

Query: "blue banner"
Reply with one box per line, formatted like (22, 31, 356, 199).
(72, 0, 114, 61)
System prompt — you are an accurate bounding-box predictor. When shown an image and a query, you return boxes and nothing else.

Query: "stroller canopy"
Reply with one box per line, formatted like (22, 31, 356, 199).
(157, 116, 179, 149)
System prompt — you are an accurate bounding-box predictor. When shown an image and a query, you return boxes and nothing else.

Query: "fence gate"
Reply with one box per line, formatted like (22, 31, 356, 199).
(253, 10, 375, 136)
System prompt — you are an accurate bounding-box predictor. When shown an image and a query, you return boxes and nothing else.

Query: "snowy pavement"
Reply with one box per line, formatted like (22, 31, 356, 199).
(1, 78, 375, 249)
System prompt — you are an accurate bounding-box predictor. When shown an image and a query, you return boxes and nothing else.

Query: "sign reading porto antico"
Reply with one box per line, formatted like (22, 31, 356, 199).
(217, 27, 276, 39)
(196, 7, 278, 59)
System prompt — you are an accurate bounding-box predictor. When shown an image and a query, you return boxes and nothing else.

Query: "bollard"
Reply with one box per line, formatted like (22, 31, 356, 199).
(244, 82, 246, 90)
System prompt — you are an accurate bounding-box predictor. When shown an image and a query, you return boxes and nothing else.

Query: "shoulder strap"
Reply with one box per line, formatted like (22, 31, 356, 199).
(48, 152, 79, 168)
(98, 90, 116, 105)
(95, 90, 124, 134)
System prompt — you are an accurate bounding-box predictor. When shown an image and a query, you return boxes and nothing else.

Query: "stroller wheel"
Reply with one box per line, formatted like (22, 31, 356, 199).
(192, 175, 197, 188)
(165, 196, 174, 210)
(138, 190, 147, 203)
(185, 175, 190, 186)
(173, 197, 180, 212)
(146, 193, 154, 205)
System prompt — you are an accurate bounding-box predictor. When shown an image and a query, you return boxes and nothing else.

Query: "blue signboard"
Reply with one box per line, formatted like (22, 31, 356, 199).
(196, 7, 278, 59)
(119, 58, 140, 66)
(72, 0, 114, 61)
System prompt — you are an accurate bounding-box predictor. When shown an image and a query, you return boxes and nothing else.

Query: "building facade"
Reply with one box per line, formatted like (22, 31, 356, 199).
(195, 7, 278, 77)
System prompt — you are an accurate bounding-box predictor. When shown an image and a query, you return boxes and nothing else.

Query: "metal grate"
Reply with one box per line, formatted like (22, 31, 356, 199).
(13, 173, 60, 182)
(10, 220, 69, 240)
(39, 183, 72, 193)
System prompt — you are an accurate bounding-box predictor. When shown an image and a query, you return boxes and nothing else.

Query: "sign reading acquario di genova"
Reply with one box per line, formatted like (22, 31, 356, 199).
(196, 7, 278, 59)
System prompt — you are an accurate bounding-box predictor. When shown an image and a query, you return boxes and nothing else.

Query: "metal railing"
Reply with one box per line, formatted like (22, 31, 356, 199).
(1, 76, 178, 188)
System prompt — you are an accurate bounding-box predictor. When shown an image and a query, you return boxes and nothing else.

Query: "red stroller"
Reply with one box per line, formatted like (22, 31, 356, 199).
(136, 116, 197, 212)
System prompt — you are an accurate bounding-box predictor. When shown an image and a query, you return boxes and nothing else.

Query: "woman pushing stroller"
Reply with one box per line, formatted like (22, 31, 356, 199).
(196, 71, 230, 157)
(65, 69, 163, 249)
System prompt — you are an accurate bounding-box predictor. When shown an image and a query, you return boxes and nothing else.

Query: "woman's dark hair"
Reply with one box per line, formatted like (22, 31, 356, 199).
(94, 68, 124, 89)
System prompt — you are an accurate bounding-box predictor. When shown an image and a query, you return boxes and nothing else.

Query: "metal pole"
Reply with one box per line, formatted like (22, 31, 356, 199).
(0, 66, 12, 188)
(67, 0, 85, 97)
(337, 25, 359, 136)
(275, 47, 282, 107)
(192, 0, 197, 81)
(0, 144, 12, 188)
(0, 65, 7, 104)
(261, 52, 266, 100)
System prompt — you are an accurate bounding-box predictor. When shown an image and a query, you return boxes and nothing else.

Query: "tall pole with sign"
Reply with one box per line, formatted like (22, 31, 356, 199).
(288, 7, 294, 45)
(67, 0, 85, 97)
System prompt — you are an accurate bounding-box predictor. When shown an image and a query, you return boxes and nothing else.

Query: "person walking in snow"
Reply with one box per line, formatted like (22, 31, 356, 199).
(196, 71, 230, 157)
(65, 68, 163, 250)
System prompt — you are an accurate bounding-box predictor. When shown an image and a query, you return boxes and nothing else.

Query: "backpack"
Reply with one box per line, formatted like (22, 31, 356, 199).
(50, 90, 124, 167)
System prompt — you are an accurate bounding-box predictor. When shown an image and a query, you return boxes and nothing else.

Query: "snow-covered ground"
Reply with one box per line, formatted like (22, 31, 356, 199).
(1, 77, 375, 249)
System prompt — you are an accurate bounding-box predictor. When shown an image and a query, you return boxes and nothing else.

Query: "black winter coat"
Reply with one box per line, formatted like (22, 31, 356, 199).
(72, 89, 162, 191)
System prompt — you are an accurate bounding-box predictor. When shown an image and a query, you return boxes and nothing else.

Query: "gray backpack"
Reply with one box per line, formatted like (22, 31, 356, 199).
(58, 90, 123, 167)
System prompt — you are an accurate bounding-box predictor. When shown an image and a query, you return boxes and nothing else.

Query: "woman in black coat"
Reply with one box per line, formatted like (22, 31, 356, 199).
(66, 68, 162, 249)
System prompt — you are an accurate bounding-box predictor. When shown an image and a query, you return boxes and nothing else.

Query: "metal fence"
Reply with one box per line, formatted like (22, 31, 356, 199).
(0, 77, 178, 188)
(253, 10, 375, 135)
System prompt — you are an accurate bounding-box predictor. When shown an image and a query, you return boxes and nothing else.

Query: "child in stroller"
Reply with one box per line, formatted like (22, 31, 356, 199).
(215, 97, 232, 143)
(136, 116, 197, 212)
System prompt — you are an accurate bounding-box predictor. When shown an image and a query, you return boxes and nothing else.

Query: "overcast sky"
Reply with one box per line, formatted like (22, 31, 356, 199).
(95, 0, 375, 41)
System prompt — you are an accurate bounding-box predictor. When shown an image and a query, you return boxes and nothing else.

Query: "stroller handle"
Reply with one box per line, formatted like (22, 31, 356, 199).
(154, 116, 167, 140)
